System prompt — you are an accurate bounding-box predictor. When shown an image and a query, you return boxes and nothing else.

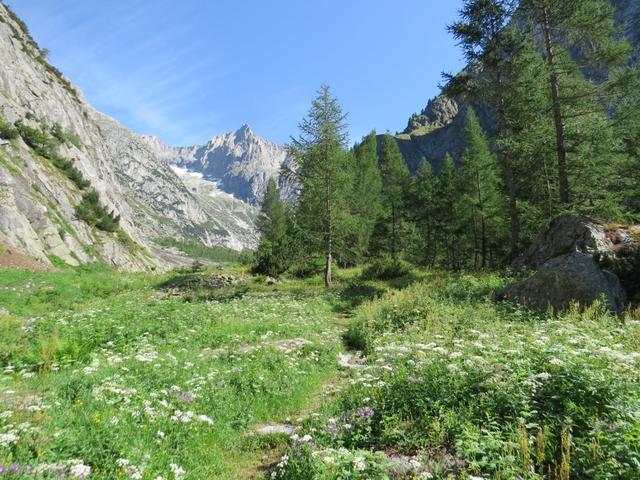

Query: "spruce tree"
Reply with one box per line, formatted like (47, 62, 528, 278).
(252, 178, 291, 276)
(459, 109, 506, 268)
(378, 134, 411, 263)
(347, 131, 383, 264)
(289, 85, 350, 286)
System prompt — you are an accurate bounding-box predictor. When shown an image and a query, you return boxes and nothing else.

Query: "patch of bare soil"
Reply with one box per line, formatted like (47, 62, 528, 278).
(0, 248, 53, 271)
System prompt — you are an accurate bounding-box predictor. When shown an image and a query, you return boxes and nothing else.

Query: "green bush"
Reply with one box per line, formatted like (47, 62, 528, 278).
(74, 189, 120, 232)
(51, 123, 82, 149)
(0, 118, 19, 140)
(15, 120, 90, 189)
(50, 153, 90, 189)
(360, 255, 414, 280)
(15, 120, 55, 156)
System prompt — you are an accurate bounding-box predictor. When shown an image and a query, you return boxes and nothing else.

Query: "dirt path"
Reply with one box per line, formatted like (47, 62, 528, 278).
(240, 313, 361, 479)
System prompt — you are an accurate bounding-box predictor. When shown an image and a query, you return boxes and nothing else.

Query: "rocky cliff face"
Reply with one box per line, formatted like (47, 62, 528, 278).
(0, 4, 258, 270)
(153, 124, 292, 205)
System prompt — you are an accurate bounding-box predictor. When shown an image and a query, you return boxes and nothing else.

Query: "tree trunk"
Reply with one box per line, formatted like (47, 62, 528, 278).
(496, 73, 520, 260)
(391, 203, 397, 264)
(324, 252, 332, 287)
(542, 3, 570, 204)
(481, 214, 487, 269)
(504, 153, 520, 259)
(325, 178, 333, 287)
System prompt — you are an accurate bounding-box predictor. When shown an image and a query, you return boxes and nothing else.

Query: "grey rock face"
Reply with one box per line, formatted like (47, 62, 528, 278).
(513, 213, 615, 270)
(403, 95, 460, 134)
(150, 124, 292, 206)
(499, 214, 639, 313)
(0, 5, 258, 270)
(499, 252, 626, 313)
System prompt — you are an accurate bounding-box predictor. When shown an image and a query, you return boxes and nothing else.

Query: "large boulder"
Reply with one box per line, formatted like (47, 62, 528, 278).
(500, 214, 639, 313)
(513, 214, 614, 269)
(500, 252, 626, 313)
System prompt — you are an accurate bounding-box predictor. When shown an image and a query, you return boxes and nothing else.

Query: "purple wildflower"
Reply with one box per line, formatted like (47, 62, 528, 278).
(178, 390, 195, 403)
(356, 406, 375, 418)
(326, 419, 341, 437)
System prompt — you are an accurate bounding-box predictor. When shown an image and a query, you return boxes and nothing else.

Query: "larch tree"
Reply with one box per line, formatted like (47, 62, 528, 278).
(252, 178, 291, 276)
(347, 131, 383, 264)
(408, 158, 438, 265)
(288, 84, 350, 287)
(519, 0, 632, 205)
(446, 0, 522, 259)
(459, 108, 506, 268)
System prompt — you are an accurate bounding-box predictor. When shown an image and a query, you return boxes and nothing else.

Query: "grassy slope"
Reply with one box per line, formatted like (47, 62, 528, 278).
(0, 266, 376, 479)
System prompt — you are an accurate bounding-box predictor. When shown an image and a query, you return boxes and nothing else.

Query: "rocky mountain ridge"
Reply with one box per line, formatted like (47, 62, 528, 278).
(0, 3, 259, 270)
(146, 124, 293, 206)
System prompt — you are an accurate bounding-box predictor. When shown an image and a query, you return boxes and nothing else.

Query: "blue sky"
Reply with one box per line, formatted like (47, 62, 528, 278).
(7, 0, 465, 146)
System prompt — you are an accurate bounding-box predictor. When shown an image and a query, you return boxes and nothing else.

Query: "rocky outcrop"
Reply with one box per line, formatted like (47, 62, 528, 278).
(403, 95, 460, 134)
(500, 252, 626, 313)
(0, 4, 258, 270)
(513, 214, 617, 269)
(499, 215, 639, 313)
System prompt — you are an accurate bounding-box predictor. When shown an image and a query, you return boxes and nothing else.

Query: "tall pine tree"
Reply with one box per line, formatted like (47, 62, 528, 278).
(252, 178, 292, 276)
(446, 0, 522, 258)
(519, 0, 632, 205)
(408, 158, 438, 265)
(346, 131, 383, 264)
(435, 154, 463, 269)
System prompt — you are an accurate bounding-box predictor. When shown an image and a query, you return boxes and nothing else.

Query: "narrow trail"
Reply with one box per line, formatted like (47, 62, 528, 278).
(241, 312, 363, 479)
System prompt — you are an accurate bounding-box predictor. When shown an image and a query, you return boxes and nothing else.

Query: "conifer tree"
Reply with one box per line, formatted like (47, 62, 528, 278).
(435, 154, 462, 269)
(408, 158, 438, 265)
(346, 131, 383, 264)
(446, 0, 522, 258)
(459, 109, 506, 268)
(377, 134, 411, 263)
(252, 178, 292, 276)
(288, 85, 350, 286)
(519, 0, 632, 205)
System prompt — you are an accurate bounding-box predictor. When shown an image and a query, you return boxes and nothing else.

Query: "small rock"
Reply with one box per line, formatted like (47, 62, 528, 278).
(248, 424, 296, 436)
(338, 352, 364, 369)
(266, 276, 278, 285)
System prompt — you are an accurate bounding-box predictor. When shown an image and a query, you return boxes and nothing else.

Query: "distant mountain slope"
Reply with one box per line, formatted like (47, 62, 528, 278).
(148, 124, 293, 205)
(0, 3, 257, 269)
